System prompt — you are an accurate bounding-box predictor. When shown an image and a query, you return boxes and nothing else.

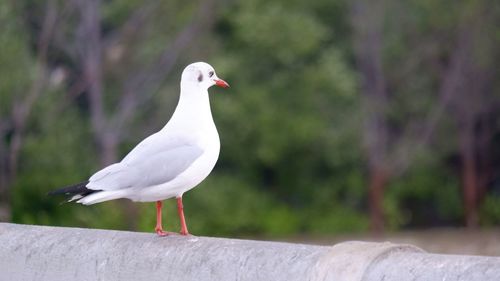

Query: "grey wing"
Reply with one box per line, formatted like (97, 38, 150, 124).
(87, 144, 203, 191)
(121, 131, 173, 164)
(89, 132, 169, 184)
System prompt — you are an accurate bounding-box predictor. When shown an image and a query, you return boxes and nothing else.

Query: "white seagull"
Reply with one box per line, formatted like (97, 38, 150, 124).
(49, 62, 229, 236)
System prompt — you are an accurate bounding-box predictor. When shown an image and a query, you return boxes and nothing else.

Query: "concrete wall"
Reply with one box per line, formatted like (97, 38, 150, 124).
(1, 223, 499, 281)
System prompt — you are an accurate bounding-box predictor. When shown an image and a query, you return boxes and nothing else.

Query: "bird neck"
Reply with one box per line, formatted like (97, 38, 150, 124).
(166, 83, 214, 130)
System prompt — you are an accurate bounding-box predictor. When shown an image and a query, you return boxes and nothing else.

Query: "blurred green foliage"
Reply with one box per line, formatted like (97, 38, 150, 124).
(1, 0, 500, 237)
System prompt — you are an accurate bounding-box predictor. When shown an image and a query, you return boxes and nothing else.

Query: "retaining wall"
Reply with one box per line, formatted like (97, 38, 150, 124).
(1, 223, 499, 281)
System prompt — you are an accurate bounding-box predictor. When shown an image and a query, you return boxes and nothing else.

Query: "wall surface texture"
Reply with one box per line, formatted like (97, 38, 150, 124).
(0, 223, 499, 281)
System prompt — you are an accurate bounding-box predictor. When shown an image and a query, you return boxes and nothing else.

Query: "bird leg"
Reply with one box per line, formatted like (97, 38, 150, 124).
(176, 197, 189, 235)
(155, 201, 170, 236)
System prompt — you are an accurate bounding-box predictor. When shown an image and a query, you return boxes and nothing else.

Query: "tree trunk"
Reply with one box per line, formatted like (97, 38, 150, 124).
(368, 167, 387, 234)
(0, 187, 10, 222)
(0, 132, 11, 222)
(0, 155, 11, 222)
(76, 0, 141, 231)
(351, 0, 389, 233)
(0, 1, 56, 222)
(459, 119, 479, 228)
(476, 116, 493, 204)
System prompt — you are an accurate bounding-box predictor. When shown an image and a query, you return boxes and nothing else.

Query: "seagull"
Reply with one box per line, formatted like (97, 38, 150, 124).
(49, 62, 229, 236)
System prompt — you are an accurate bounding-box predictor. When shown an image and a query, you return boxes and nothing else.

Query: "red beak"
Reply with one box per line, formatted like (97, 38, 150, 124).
(215, 79, 230, 88)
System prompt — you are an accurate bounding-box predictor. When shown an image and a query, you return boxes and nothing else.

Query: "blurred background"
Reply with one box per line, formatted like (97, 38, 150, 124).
(1, 0, 500, 254)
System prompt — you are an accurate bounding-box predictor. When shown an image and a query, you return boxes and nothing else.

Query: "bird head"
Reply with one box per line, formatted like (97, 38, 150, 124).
(181, 62, 230, 90)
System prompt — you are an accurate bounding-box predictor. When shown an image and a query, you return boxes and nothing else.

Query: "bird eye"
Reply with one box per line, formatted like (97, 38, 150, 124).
(208, 71, 214, 78)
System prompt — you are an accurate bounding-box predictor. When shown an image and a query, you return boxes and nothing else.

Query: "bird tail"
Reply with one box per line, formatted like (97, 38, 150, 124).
(49, 181, 129, 205)
(76, 190, 128, 205)
(48, 181, 100, 202)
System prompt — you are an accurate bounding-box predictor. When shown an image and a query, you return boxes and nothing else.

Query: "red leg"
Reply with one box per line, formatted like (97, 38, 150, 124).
(155, 201, 170, 236)
(177, 197, 189, 235)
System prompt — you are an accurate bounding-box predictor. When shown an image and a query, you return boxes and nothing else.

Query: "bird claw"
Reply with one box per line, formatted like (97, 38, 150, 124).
(155, 228, 174, 237)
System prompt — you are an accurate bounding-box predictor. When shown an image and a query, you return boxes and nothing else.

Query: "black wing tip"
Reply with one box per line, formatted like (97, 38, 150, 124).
(48, 180, 91, 196)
